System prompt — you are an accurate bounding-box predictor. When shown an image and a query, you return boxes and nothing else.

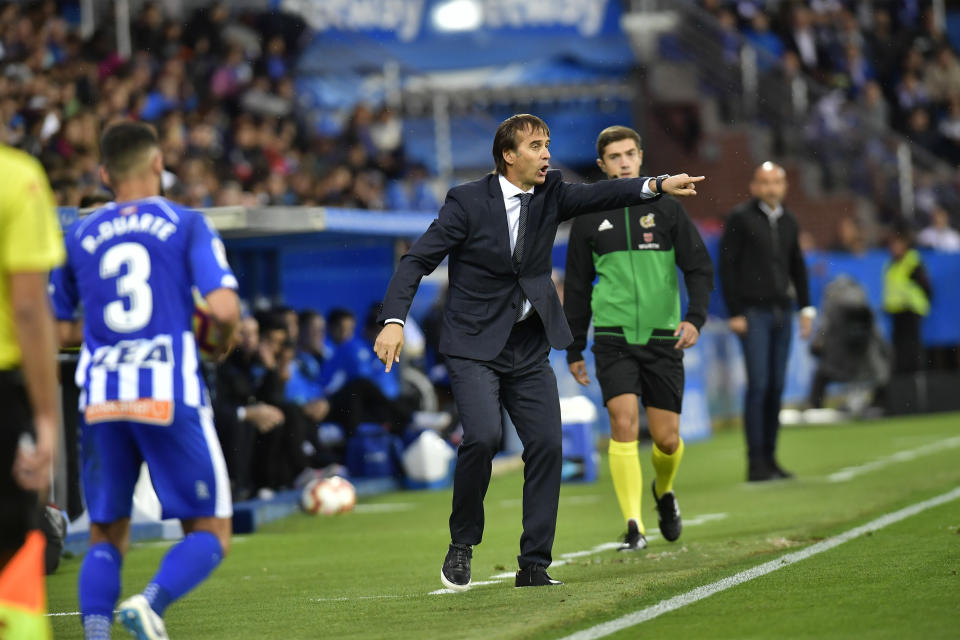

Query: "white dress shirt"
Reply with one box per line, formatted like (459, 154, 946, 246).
(498, 174, 536, 321)
(386, 174, 659, 326)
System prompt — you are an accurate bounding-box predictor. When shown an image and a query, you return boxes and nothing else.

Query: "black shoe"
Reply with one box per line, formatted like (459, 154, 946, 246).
(770, 460, 795, 479)
(618, 519, 648, 552)
(440, 543, 472, 591)
(515, 565, 563, 587)
(652, 480, 682, 542)
(747, 459, 776, 482)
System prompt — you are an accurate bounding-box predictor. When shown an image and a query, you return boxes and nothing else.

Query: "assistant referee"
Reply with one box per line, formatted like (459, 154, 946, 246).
(0, 144, 64, 638)
(564, 126, 714, 551)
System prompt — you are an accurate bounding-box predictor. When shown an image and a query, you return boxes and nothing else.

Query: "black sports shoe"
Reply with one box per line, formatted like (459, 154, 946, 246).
(515, 565, 563, 587)
(440, 543, 472, 591)
(652, 480, 682, 542)
(618, 519, 648, 552)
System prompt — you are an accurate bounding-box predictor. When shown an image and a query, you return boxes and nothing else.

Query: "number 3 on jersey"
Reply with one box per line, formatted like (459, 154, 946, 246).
(100, 242, 153, 332)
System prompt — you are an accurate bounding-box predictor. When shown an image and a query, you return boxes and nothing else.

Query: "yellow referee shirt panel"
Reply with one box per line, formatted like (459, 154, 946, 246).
(0, 146, 65, 370)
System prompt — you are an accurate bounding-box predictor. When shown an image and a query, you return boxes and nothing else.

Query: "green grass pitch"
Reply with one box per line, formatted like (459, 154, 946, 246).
(47, 413, 960, 639)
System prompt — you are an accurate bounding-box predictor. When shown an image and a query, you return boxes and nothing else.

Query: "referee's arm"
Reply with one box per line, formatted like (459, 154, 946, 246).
(672, 205, 715, 331)
(563, 217, 597, 365)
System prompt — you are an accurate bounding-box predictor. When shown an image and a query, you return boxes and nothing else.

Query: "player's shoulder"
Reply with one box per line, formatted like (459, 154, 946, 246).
(0, 146, 50, 204)
(0, 145, 45, 179)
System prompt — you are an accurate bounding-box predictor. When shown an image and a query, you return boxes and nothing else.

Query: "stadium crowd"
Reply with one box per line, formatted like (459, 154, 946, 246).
(702, 0, 960, 237)
(203, 303, 451, 501)
(0, 0, 438, 213)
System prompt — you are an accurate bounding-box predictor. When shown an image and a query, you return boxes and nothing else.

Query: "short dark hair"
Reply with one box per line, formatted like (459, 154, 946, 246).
(492, 114, 550, 175)
(596, 126, 642, 159)
(99, 121, 159, 182)
(326, 307, 355, 329)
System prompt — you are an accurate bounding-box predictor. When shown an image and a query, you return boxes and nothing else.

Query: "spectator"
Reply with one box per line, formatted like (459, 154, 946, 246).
(744, 12, 784, 71)
(917, 205, 960, 252)
(829, 215, 868, 255)
(883, 225, 932, 374)
(924, 46, 960, 104)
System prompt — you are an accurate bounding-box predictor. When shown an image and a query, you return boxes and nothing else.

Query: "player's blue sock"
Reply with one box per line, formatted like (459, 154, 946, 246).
(79, 542, 122, 639)
(144, 531, 223, 616)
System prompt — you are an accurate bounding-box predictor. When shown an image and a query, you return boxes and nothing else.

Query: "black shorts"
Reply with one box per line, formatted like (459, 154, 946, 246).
(0, 369, 39, 552)
(592, 338, 684, 413)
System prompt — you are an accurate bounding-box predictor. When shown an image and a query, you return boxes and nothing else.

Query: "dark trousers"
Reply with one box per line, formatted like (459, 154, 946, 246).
(891, 312, 924, 374)
(445, 315, 562, 569)
(740, 307, 793, 464)
(0, 370, 38, 563)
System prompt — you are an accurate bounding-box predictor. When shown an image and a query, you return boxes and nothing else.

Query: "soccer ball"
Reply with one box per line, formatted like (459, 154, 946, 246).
(300, 476, 357, 516)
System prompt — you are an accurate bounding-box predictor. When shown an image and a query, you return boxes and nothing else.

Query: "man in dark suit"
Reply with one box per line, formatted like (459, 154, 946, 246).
(719, 162, 814, 483)
(373, 114, 703, 590)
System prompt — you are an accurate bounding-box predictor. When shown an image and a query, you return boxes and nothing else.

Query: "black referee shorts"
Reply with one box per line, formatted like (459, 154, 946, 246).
(592, 338, 684, 413)
(0, 369, 39, 553)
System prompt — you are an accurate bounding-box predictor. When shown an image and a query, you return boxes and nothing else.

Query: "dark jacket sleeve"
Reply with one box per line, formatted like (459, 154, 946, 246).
(671, 203, 714, 330)
(556, 177, 658, 222)
(788, 217, 811, 309)
(718, 209, 745, 317)
(378, 191, 469, 323)
(563, 216, 597, 364)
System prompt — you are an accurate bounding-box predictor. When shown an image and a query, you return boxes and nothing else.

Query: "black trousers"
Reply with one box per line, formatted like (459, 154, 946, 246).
(0, 370, 38, 558)
(891, 312, 924, 374)
(445, 315, 562, 569)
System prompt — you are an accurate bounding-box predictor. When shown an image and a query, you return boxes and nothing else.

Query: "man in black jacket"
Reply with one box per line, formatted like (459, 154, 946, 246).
(564, 126, 714, 552)
(719, 162, 814, 482)
(373, 114, 703, 590)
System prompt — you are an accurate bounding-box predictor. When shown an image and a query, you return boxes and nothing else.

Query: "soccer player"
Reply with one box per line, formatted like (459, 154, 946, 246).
(51, 122, 241, 640)
(0, 144, 64, 639)
(564, 126, 714, 551)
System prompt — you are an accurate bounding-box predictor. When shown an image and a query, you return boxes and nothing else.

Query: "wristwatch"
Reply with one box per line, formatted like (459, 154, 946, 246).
(655, 174, 670, 194)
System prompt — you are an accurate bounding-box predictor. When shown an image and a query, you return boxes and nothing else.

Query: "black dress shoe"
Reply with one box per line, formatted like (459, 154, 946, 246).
(747, 459, 776, 482)
(515, 565, 563, 587)
(652, 480, 683, 542)
(441, 543, 472, 591)
(770, 460, 795, 479)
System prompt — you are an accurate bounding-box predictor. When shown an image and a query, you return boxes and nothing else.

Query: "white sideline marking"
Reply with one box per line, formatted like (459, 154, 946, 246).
(352, 502, 416, 514)
(557, 486, 960, 640)
(311, 595, 404, 602)
(429, 513, 728, 595)
(827, 436, 960, 482)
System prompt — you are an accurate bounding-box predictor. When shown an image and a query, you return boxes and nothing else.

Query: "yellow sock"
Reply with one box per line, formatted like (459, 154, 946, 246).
(608, 439, 644, 533)
(652, 437, 685, 498)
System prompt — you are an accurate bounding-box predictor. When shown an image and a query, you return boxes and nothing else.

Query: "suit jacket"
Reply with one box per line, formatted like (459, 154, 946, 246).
(378, 170, 656, 361)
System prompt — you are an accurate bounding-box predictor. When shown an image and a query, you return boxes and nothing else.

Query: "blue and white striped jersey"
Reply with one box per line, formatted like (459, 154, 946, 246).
(50, 196, 237, 424)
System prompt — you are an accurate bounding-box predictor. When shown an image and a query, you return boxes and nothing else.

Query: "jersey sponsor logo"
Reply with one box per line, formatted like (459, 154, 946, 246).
(598, 219, 614, 231)
(640, 213, 656, 228)
(637, 242, 661, 250)
(644, 232, 654, 243)
(89, 336, 173, 368)
(84, 398, 173, 425)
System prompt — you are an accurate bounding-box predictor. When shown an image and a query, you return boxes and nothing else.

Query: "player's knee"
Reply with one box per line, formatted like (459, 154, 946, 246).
(610, 414, 638, 441)
(656, 432, 680, 455)
(216, 533, 231, 557)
